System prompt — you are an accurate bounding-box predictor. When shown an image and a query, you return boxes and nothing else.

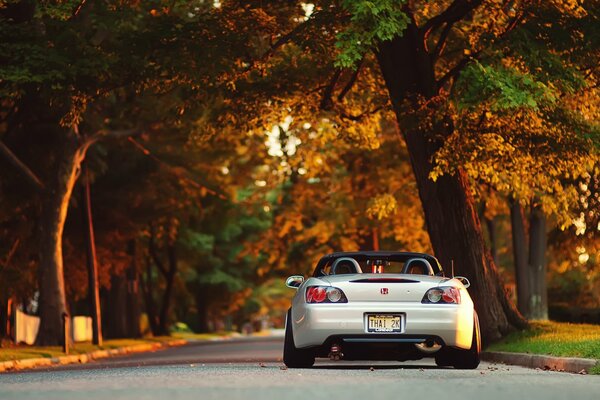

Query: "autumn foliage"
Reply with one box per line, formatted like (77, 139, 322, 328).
(0, 1, 598, 343)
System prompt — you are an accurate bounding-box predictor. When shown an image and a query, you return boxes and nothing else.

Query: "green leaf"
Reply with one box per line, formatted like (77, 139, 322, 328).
(335, 0, 409, 68)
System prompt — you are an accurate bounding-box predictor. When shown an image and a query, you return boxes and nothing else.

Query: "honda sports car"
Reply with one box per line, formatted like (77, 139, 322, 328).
(283, 251, 481, 369)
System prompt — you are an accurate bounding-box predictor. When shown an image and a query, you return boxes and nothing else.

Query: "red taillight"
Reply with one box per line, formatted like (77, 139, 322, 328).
(306, 286, 326, 303)
(422, 287, 461, 304)
(306, 286, 348, 303)
(442, 287, 461, 304)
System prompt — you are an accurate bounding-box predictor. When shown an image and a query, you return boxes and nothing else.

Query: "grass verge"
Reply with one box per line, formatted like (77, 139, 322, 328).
(487, 320, 600, 373)
(0, 331, 233, 362)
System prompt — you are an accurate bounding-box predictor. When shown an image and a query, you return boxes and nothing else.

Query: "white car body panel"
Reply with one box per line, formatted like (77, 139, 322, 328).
(290, 273, 475, 350)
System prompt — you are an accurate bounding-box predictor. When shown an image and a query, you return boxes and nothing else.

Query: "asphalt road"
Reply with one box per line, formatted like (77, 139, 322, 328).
(1, 337, 599, 400)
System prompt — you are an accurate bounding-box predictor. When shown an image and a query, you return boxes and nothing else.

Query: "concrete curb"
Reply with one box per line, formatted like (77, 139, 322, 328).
(0, 339, 189, 373)
(482, 351, 599, 374)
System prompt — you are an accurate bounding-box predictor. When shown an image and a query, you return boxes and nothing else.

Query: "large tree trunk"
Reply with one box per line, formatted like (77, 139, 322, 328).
(510, 198, 530, 316)
(376, 24, 526, 344)
(36, 134, 85, 346)
(528, 203, 548, 320)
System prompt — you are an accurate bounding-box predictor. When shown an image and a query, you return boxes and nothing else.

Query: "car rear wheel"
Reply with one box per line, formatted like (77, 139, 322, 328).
(434, 350, 453, 367)
(283, 309, 315, 368)
(452, 312, 481, 369)
(434, 312, 481, 369)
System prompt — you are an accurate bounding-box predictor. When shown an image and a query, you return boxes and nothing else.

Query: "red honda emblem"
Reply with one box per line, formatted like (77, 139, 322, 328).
(380, 288, 389, 295)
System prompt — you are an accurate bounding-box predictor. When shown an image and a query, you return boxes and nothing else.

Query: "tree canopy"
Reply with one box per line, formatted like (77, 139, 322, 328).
(1, 0, 598, 343)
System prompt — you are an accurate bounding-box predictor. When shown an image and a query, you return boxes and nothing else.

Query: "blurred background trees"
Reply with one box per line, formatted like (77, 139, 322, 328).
(1, 0, 598, 344)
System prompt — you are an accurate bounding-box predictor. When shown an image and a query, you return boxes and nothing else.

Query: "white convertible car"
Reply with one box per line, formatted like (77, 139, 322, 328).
(284, 251, 481, 369)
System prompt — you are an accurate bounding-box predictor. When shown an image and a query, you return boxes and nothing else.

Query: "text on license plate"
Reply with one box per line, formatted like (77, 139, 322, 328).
(367, 314, 402, 332)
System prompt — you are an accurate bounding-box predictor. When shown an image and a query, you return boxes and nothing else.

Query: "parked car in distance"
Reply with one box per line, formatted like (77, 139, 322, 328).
(284, 251, 481, 369)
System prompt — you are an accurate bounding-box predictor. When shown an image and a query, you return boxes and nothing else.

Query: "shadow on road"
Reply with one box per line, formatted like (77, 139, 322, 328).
(312, 362, 444, 370)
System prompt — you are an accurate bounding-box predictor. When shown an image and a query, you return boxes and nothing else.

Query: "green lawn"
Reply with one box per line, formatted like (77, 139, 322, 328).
(487, 320, 600, 373)
(0, 332, 233, 363)
(0, 336, 172, 362)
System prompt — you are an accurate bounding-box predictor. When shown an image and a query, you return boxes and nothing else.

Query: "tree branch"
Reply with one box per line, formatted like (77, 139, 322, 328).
(339, 106, 383, 122)
(337, 59, 364, 102)
(319, 69, 342, 111)
(0, 140, 45, 191)
(432, 22, 454, 60)
(422, 0, 483, 38)
(436, 6, 526, 91)
(261, 11, 338, 60)
(264, 17, 313, 59)
(149, 225, 168, 277)
(84, 128, 139, 148)
(71, 0, 88, 18)
(0, 239, 20, 273)
(127, 137, 227, 199)
(437, 52, 480, 90)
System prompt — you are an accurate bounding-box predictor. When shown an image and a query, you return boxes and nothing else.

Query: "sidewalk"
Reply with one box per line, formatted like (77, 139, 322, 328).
(482, 351, 599, 374)
(0, 339, 188, 373)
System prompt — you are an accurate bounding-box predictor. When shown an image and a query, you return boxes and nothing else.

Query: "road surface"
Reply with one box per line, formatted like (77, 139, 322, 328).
(1, 337, 598, 400)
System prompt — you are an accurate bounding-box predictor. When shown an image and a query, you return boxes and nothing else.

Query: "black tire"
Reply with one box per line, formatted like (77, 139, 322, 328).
(434, 349, 454, 367)
(451, 312, 481, 369)
(283, 309, 315, 368)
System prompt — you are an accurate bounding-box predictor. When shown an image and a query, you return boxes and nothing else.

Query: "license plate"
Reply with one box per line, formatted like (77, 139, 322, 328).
(366, 314, 403, 333)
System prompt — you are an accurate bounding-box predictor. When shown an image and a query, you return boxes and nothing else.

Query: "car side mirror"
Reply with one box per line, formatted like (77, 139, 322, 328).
(285, 275, 304, 289)
(455, 276, 470, 288)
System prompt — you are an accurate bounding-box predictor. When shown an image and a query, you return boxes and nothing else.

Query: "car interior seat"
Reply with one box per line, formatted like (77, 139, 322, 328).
(331, 257, 362, 275)
(404, 258, 433, 275)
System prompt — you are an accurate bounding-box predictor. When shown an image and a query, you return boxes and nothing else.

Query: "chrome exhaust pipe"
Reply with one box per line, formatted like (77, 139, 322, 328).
(329, 343, 343, 360)
(414, 339, 442, 354)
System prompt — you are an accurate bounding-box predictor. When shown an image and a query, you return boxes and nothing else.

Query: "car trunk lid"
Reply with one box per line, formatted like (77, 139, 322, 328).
(320, 274, 449, 303)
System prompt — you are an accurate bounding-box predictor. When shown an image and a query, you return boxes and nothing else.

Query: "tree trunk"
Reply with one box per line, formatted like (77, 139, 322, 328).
(372, 228, 380, 251)
(126, 240, 141, 338)
(81, 162, 103, 345)
(510, 198, 530, 317)
(147, 224, 178, 336)
(36, 134, 84, 346)
(140, 255, 159, 336)
(7, 297, 15, 341)
(479, 203, 498, 265)
(157, 243, 177, 335)
(376, 24, 526, 344)
(105, 274, 128, 338)
(195, 289, 210, 333)
(528, 203, 548, 320)
(0, 297, 6, 340)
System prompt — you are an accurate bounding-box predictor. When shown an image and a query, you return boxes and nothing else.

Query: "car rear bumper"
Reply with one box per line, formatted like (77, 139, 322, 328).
(291, 302, 474, 350)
